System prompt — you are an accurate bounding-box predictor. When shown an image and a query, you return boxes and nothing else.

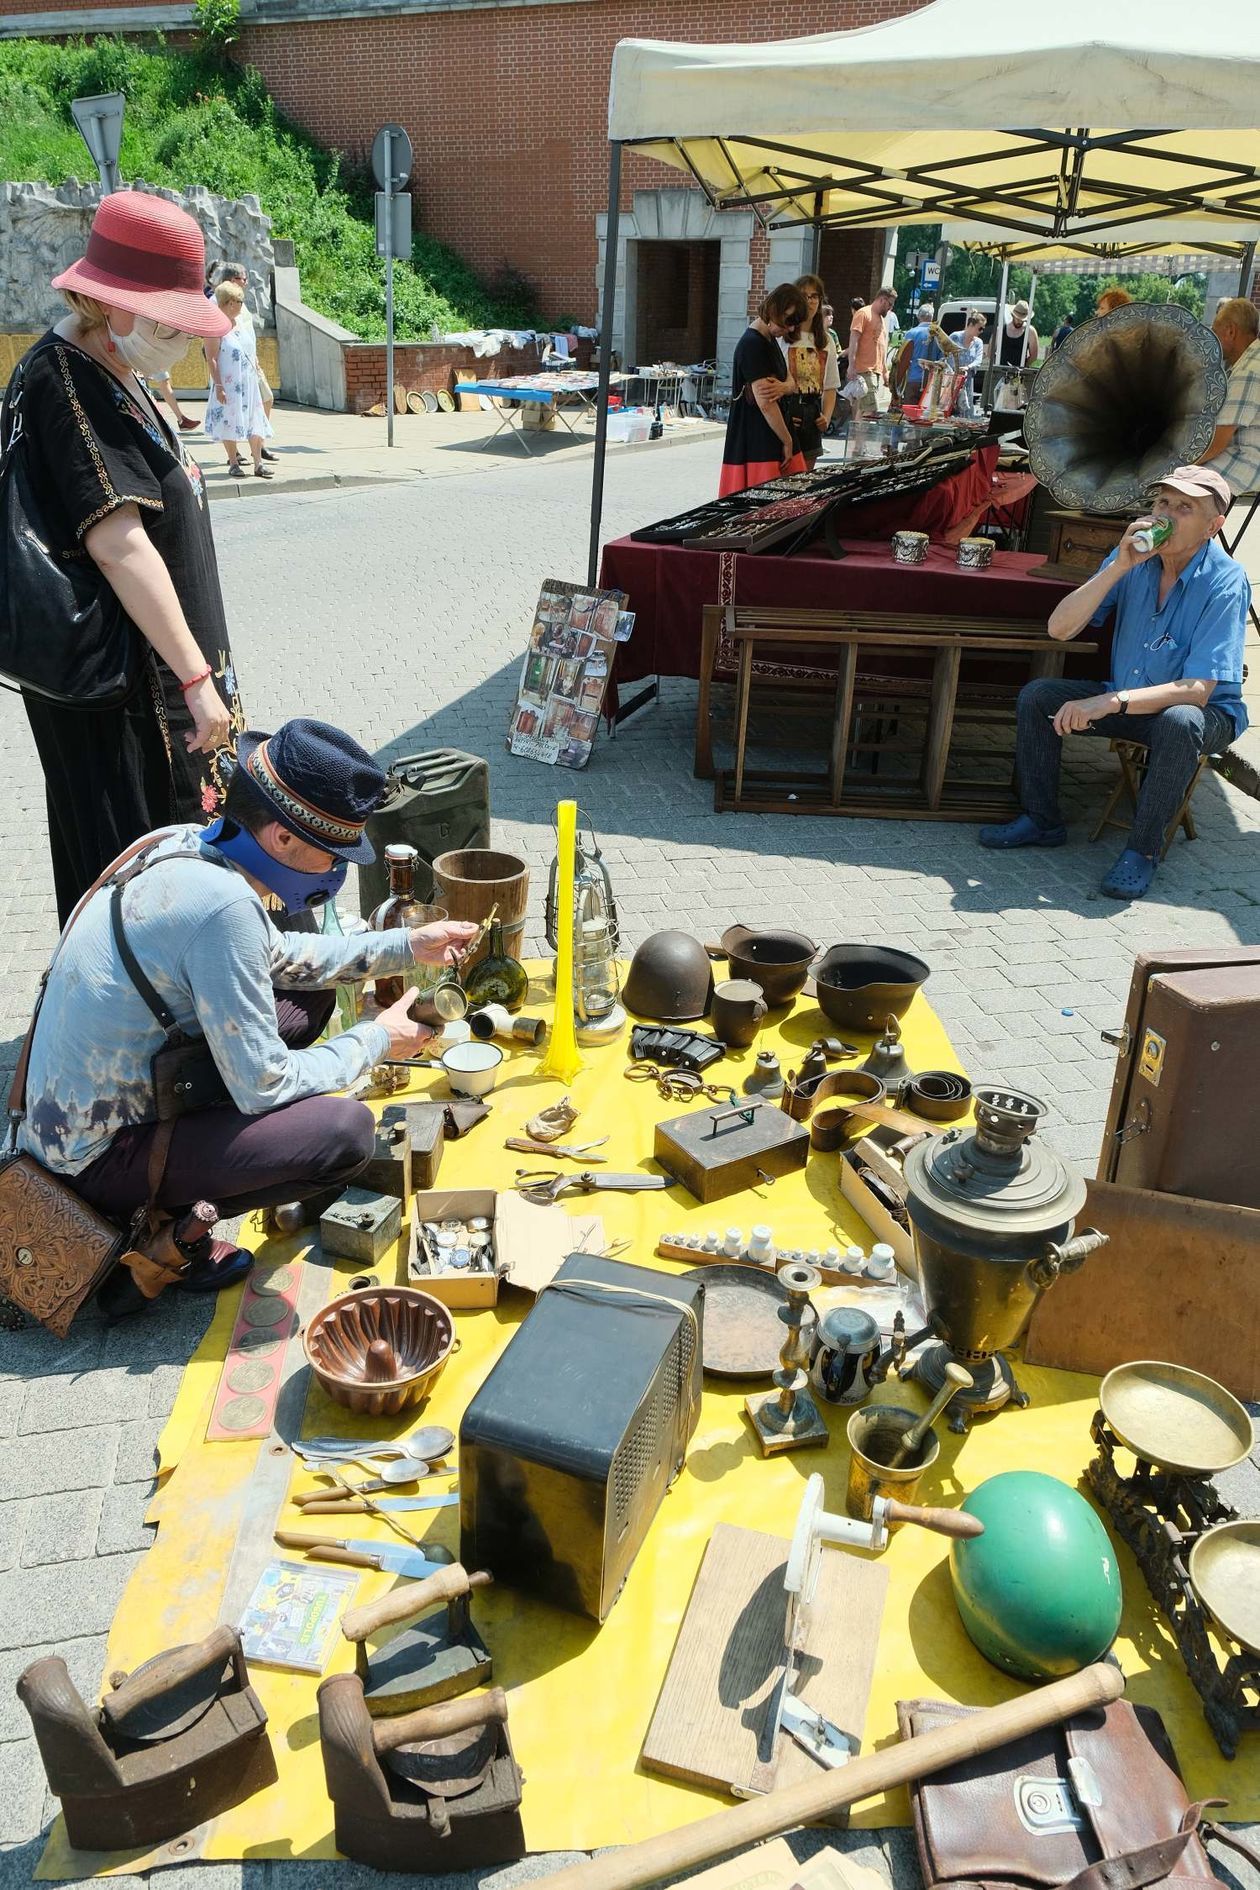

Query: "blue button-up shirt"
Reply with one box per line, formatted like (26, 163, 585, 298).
(1089, 538, 1250, 736)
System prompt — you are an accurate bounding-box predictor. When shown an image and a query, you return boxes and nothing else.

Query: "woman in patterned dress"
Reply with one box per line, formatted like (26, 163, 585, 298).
(3, 192, 246, 923)
(203, 278, 274, 479)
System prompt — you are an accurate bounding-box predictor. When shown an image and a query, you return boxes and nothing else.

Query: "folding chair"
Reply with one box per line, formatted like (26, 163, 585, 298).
(1089, 738, 1211, 859)
(1220, 489, 1260, 634)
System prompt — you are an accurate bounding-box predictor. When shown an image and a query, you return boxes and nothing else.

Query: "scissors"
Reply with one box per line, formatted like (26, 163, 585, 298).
(513, 1168, 669, 1205)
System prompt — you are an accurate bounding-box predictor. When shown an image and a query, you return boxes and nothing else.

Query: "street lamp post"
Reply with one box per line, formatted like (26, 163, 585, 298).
(70, 92, 125, 195)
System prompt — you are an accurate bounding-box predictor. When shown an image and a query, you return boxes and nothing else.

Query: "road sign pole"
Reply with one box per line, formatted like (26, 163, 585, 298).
(385, 129, 394, 449)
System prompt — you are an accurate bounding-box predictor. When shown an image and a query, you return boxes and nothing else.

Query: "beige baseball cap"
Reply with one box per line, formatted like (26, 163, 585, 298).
(1153, 464, 1232, 510)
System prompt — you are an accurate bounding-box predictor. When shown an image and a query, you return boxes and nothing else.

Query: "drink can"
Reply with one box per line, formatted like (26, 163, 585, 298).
(1133, 516, 1173, 554)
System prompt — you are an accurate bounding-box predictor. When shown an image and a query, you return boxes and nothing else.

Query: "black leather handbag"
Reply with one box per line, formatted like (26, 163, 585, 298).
(0, 354, 143, 708)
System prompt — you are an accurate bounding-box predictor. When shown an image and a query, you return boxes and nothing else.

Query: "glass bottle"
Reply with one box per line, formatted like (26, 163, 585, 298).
(370, 844, 431, 1009)
(464, 919, 528, 1014)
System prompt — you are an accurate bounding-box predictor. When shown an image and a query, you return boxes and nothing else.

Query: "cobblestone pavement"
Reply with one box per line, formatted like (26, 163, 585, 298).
(1, 436, 1258, 1889)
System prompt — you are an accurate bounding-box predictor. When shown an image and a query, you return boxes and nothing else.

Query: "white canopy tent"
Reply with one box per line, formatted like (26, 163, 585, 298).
(941, 219, 1260, 272)
(587, 0, 1260, 587)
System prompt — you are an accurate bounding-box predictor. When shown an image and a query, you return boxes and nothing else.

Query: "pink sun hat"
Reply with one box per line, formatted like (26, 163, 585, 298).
(52, 190, 231, 339)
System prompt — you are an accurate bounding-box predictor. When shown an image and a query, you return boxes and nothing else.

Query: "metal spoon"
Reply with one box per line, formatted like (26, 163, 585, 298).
(295, 1450, 424, 1486)
(300, 1426, 455, 1467)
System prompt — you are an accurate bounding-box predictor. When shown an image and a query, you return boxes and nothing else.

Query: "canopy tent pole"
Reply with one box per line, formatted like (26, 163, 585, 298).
(1238, 240, 1257, 298)
(982, 257, 1010, 410)
(588, 140, 623, 587)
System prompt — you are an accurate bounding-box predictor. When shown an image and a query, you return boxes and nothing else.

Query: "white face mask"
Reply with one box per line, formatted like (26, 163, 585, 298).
(108, 317, 188, 378)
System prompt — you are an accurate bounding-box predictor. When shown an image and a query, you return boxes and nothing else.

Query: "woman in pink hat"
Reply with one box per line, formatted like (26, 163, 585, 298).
(3, 190, 247, 923)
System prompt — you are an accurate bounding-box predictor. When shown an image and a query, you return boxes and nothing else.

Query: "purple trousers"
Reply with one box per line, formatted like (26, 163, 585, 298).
(76, 991, 375, 1223)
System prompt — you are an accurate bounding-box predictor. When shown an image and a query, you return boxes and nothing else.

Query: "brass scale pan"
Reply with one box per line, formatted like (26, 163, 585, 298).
(1099, 1361, 1258, 1654)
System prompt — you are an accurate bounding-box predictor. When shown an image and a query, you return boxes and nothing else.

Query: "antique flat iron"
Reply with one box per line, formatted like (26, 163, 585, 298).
(17, 1626, 275, 1852)
(317, 1677, 524, 1873)
(340, 1562, 493, 1716)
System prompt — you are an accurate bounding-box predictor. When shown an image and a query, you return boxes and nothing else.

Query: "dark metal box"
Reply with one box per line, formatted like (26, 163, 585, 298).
(459, 1254, 704, 1622)
(654, 1099, 809, 1202)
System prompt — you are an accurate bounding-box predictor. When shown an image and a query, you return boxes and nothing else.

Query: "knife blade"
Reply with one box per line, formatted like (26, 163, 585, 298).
(273, 1532, 450, 1578)
(295, 1492, 460, 1514)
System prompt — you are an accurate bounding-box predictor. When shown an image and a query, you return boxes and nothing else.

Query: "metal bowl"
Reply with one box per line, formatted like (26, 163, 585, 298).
(681, 1264, 789, 1378)
(1188, 1521, 1260, 1656)
(717, 925, 816, 1006)
(813, 945, 930, 1031)
(305, 1285, 457, 1418)
(1099, 1360, 1254, 1477)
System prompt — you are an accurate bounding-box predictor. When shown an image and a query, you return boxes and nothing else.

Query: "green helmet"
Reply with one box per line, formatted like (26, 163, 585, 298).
(950, 1471, 1123, 1681)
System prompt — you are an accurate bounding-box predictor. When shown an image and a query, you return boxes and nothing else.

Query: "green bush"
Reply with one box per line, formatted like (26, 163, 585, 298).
(0, 35, 544, 338)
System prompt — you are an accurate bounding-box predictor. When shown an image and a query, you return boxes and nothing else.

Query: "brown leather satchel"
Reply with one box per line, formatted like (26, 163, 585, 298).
(0, 833, 197, 1336)
(896, 1696, 1257, 1890)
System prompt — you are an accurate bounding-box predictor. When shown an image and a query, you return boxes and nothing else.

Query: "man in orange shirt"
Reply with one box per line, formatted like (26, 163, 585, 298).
(848, 287, 896, 416)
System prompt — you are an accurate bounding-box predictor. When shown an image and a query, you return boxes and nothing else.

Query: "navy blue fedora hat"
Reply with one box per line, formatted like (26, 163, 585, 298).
(232, 721, 386, 864)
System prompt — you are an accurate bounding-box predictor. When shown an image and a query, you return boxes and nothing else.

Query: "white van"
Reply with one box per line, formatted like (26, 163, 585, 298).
(935, 298, 1018, 349)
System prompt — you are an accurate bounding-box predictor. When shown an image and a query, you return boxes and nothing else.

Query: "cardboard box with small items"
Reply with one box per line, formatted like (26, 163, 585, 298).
(407, 1187, 606, 1307)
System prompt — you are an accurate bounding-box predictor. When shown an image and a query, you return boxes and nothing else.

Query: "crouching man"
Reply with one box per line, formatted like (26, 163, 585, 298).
(17, 719, 476, 1293)
(980, 465, 1248, 898)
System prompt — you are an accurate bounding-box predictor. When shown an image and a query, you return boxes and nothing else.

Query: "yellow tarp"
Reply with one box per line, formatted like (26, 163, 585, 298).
(38, 977, 1256, 1876)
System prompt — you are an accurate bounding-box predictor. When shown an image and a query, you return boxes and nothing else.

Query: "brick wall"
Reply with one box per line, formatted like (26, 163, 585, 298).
(343, 337, 596, 410)
(233, 0, 923, 322)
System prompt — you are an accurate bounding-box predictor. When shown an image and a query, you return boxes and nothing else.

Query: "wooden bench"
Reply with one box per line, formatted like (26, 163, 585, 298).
(710, 608, 1097, 820)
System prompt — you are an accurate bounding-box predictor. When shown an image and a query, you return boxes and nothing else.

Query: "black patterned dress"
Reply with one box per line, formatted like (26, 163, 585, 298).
(9, 333, 246, 923)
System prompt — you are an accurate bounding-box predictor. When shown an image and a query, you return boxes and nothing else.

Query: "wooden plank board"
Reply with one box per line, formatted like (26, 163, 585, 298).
(1024, 1177, 1260, 1400)
(642, 1522, 888, 1800)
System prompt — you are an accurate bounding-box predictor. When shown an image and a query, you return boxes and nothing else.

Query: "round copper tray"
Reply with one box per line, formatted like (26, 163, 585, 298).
(682, 1265, 788, 1378)
(1099, 1360, 1253, 1477)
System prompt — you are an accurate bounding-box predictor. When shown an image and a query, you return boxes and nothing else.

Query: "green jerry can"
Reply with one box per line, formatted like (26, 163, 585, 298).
(357, 749, 490, 921)
(950, 1470, 1123, 1680)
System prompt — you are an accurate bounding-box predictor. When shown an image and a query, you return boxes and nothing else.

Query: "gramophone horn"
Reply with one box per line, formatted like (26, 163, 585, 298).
(1025, 302, 1227, 513)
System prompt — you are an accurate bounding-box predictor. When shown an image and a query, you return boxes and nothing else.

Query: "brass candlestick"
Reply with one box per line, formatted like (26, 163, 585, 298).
(745, 1262, 829, 1455)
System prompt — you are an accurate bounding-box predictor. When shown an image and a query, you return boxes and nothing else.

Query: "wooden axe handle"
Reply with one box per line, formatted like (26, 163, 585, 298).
(341, 1563, 491, 1641)
(103, 1625, 239, 1721)
(524, 1664, 1125, 1890)
(885, 1500, 984, 1540)
(373, 1685, 509, 1755)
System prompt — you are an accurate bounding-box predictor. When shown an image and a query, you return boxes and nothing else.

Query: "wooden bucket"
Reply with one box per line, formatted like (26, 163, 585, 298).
(432, 848, 529, 967)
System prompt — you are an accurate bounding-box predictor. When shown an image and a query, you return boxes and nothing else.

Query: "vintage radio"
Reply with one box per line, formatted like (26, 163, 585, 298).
(459, 1254, 704, 1621)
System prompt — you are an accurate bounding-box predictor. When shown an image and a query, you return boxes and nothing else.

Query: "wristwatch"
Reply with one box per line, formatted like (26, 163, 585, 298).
(1116, 689, 1131, 713)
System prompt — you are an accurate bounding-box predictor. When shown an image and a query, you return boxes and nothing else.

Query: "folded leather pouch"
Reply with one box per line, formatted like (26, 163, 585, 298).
(896, 1697, 1258, 1890)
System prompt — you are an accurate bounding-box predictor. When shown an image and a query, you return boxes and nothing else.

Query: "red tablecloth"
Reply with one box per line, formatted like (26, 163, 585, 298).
(601, 537, 1077, 689)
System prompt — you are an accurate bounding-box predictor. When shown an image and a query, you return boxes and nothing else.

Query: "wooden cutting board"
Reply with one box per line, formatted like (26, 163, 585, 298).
(642, 1522, 888, 1802)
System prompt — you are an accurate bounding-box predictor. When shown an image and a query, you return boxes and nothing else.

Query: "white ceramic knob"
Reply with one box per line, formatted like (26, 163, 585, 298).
(842, 1245, 866, 1274)
(866, 1242, 896, 1280)
(723, 1228, 743, 1256)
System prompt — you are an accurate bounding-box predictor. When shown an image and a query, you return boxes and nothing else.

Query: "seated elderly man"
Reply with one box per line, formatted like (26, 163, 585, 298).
(979, 466, 1248, 899)
(1201, 297, 1260, 499)
(17, 719, 475, 1297)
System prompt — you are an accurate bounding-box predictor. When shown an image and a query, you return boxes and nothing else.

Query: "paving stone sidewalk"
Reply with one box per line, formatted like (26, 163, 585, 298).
(1, 434, 1258, 1889)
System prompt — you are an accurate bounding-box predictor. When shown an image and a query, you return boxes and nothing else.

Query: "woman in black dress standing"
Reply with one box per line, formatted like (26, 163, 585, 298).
(5, 191, 244, 923)
(719, 284, 809, 497)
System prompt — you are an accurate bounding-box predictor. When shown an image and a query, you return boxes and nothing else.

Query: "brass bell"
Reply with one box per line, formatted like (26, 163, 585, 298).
(861, 1014, 913, 1098)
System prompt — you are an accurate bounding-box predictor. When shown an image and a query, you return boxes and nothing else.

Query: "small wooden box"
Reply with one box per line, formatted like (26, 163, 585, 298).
(654, 1099, 809, 1203)
(320, 1188, 403, 1263)
(1028, 508, 1129, 583)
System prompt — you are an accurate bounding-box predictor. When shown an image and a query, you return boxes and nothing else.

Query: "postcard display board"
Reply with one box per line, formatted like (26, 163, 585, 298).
(507, 577, 633, 768)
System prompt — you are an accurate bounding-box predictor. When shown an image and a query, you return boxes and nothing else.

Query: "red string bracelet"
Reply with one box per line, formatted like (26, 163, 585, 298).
(180, 666, 212, 694)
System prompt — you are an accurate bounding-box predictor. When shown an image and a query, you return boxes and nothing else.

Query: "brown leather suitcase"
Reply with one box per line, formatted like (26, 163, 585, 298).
(1097, 946, 1260, 1208)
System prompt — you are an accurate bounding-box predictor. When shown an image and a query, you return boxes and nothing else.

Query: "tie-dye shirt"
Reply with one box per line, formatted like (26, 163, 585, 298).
(19, 825, 414, 1176)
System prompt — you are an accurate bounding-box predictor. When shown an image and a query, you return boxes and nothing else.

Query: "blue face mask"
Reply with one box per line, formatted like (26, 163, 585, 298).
(202, 819, 348, 911)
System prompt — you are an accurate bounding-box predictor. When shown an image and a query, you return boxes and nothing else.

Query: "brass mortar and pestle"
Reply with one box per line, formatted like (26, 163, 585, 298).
(846, 1363, 973, 1523)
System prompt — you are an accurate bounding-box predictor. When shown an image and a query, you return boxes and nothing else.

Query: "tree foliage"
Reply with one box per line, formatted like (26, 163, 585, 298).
(0, 36, 544, 337)
(887, 223, 1207, 334)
